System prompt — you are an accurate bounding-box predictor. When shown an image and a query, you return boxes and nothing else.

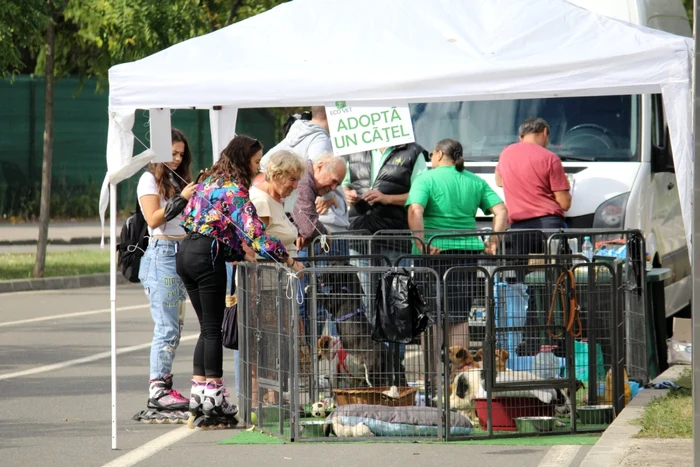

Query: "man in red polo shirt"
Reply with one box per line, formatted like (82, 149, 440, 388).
(496, 117, 572, 356)
(495, 117, 571, 255)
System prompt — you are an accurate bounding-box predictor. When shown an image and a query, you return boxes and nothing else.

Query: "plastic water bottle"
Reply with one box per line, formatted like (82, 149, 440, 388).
(534, 345, 560, 379)
(582, 236, 594, 261)
(567, 238, 578, 255)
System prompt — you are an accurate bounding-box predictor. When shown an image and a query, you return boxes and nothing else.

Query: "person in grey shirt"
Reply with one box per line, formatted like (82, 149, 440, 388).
(261, 106, 349, 234)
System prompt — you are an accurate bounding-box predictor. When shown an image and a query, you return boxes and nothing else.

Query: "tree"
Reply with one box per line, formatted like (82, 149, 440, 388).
(0, 0, 46, 77)
(33, 2, 59, 278)
(4, 0, 289, 276)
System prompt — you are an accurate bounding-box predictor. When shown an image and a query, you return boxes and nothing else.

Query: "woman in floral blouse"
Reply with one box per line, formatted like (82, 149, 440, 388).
(176, 134, 304, 422)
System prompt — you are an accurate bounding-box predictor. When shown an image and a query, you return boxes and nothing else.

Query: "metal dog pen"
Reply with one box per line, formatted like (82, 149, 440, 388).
(235, 228, 643, 442)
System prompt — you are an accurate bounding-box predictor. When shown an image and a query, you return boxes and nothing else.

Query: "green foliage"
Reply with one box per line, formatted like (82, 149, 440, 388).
(0, 177, 101, 220)
(30, 0, 289, 87)
(682, 0, 693, 24)
(635, 368, 692, 439)
(0, 0, 47, 76)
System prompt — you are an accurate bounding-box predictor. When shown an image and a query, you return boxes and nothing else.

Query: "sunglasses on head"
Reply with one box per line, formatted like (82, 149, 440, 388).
(249, 139, 260, 148)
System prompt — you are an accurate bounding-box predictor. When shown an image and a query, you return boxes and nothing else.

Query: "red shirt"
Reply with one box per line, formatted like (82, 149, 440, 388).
(496, 142, 570, 224)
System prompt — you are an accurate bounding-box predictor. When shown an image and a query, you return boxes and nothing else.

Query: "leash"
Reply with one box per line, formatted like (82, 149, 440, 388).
(335, 306, 366, 323)
(547, 270, 582, 338)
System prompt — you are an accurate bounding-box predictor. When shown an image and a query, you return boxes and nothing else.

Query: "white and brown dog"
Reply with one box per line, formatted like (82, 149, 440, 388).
(317, 336, 371, 388)
(447, 346, 481, 390)
(448, 348, 510, 423)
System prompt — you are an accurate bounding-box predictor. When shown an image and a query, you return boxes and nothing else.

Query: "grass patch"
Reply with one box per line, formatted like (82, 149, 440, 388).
(0, 249, 110, 280)
(635, 368, 692, 439)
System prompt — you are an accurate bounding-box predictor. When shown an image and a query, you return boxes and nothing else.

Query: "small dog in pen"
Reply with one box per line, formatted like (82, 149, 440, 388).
(446, 345, 481, 394)
(473, 348, 510, 372)
(448, 348, 509, 423)
(450, 347, 584, 422)
(317, 335, 371, 388)
(316, 268, 402, 388)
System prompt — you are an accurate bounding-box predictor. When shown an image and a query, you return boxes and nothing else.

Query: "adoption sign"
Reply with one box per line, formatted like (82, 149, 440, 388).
(325, 101, 416, 156)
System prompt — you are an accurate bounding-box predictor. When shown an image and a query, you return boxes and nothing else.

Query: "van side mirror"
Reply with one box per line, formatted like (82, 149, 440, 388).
(651, 127, 674, 174)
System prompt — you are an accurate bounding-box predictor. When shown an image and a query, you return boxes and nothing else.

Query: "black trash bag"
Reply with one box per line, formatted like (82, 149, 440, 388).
(372, 269, 433, 344)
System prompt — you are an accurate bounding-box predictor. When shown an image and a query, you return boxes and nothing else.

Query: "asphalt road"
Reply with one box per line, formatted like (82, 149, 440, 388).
(0, 285, 591, 467)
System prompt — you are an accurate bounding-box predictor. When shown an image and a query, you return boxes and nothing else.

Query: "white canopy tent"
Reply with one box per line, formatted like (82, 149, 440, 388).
(101, 0, 693, 448)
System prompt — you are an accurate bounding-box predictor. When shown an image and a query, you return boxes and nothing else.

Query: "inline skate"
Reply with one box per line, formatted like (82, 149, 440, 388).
(132, 374, 189, 424)
(187, 380, 238, 429)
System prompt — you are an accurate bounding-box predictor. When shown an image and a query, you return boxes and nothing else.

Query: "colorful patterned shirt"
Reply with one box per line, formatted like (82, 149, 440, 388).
(181, 175, 289, 262)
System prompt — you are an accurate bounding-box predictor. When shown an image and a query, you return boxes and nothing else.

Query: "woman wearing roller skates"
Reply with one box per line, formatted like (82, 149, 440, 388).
(134, 128, 198, 423)
(178, 135, 304, 428)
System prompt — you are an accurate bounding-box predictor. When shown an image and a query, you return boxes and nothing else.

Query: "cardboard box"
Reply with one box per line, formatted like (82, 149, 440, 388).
(672, 317, 691, 342)
(668, 317, 692, 365)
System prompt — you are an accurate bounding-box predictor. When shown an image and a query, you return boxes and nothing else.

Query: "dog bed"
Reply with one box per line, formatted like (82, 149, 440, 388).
(327, 404, 473, 437)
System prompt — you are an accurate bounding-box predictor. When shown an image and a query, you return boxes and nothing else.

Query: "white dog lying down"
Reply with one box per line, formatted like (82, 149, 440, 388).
(449, 368, 559, 414)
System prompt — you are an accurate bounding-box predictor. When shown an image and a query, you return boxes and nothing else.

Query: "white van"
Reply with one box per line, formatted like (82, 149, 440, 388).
(410, 0, 692, 319)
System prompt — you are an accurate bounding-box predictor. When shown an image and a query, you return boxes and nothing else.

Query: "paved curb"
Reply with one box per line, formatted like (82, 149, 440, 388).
(0, 273, 129, 294)
(0, 237, 104, 246)
(579, 364, 689, 467)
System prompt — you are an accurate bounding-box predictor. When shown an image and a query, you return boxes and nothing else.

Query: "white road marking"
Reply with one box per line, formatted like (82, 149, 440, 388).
(0, 299, 192, 328)
(538, 445, 582, 467)
(101, 426, 196, 467)
(0, 334, 198, 381)
(0, 304, 148, 328)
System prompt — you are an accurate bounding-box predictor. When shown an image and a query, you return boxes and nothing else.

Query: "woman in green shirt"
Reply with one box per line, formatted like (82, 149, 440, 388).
(406, 138, 508, 349)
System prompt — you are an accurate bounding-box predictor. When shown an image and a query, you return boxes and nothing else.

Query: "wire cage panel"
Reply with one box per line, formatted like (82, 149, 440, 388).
(235, 229, 640, 442)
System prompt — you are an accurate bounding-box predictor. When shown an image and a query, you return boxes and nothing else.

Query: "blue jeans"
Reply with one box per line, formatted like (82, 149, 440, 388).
(139, 239, 186, 381)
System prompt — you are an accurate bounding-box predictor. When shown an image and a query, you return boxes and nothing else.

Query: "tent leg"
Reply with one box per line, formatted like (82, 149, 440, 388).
(693, 2, 700, 466)
(110, 183, 118, 450)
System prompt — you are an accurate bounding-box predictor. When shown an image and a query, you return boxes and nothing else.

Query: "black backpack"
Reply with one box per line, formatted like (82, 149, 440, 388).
(116, 201, 149, 283)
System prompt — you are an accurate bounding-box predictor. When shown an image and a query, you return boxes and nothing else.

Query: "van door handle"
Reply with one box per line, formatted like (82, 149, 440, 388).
(667, 182, 675, 190)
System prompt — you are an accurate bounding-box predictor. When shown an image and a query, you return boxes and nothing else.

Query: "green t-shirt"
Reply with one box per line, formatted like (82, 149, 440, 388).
(342, 146, 428, 187)
(406, 165, 503, 251)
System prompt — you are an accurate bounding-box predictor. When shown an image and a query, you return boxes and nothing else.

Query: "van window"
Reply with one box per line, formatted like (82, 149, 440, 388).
(651, 94, 666, 148)
(411, 95, 640, 162)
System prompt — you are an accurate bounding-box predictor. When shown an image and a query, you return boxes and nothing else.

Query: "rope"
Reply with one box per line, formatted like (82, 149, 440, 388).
(131, 137, 301, 297)
(547, 270, 582, 339)
(292, 205, 330, 254)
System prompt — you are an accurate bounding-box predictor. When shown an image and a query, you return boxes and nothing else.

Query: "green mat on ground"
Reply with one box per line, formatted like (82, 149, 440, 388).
(219, 429, 600, 446)
(219, 430, 284, 445)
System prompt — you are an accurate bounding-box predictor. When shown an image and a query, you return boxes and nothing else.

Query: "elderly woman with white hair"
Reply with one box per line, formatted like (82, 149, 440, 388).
(251, 150, 306, 256)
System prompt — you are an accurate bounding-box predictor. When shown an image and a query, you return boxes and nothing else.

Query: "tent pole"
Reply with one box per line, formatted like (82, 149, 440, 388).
(110, 182, 118, 450)
(693, 2, 699, 465)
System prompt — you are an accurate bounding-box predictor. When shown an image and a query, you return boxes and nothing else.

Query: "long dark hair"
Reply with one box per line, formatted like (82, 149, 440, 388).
(148, 128, 193, 200)
(210, 134, 263, 188)
(435, 138, 465, 172)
